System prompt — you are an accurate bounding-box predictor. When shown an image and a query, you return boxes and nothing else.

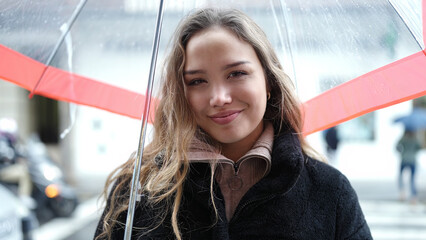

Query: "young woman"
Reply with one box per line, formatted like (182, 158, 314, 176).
(94, 8, 372, 240)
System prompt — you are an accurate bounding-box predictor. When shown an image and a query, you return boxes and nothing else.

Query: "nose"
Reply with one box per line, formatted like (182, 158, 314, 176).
(209, 84, 232, 107)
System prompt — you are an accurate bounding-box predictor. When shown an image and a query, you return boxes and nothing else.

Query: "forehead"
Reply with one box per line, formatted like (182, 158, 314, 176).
(184, 27, 257, 67)
(187, 26, 244, 47)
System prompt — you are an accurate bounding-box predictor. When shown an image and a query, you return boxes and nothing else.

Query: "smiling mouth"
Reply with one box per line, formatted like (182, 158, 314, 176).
(209, 110, 241, 125)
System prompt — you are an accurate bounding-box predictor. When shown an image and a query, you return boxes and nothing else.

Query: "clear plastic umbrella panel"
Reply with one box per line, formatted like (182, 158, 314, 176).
(1, 0, 425, 238)
(0, 0, 424, 132)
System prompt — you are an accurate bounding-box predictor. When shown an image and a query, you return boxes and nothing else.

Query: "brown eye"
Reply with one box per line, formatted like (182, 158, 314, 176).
(228, 71, 247, 78)
(188, 79, 206, 86)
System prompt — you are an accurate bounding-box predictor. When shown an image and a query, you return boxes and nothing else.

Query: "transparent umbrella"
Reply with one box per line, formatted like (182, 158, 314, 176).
(0, 0, 425, 133)
(0, 0, 426, 238)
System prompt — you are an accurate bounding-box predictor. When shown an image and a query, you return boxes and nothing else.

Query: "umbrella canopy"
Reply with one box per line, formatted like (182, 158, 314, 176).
(0, 0, 425, 135)
(394, 107, 426, 131)
(0, 0, 158, 121)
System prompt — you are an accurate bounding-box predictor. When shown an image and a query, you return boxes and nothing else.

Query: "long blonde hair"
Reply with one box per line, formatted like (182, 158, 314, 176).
(96, 8, 320, 240)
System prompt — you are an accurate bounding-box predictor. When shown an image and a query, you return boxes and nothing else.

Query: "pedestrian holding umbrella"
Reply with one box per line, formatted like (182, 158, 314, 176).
(396, 129, 422, 203)
(394, 107, 426, 131)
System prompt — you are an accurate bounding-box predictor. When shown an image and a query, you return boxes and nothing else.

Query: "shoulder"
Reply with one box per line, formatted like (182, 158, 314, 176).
(301, 157, 362, 209)
(265, 150, 372, 238)
(303, 157, 350, 189)
(303, 157, 372, 238)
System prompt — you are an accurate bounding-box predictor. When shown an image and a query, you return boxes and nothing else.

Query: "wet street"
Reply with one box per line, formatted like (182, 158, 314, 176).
(361, 200, 426, 240)
(33, 197, 101, 240)
(62, 220, 98, 240)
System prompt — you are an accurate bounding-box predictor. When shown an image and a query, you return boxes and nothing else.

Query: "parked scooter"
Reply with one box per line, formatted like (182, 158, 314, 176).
(0, 132, 79, 224)
(24, 134, 79, 223)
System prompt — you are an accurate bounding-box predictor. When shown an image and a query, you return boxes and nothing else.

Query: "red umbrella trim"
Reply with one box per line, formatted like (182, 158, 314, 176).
(0, 0, 425, 134)
(0, 44, 156, 123)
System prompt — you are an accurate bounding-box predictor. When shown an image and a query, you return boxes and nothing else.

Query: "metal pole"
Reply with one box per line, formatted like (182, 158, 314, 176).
(124, 0, 165, 239)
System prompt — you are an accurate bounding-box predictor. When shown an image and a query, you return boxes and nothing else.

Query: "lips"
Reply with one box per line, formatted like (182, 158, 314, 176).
(209, 110, 242, 125)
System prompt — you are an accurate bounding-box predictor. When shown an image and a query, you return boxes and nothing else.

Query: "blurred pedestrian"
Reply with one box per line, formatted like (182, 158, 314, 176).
(324, 126, 340, 162)
(94, 8, 371, 240)
(396, 129, 422, 203)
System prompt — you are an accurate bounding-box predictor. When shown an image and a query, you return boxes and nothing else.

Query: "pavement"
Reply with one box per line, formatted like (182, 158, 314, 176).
(360, 200, 426, 240)
(32, 197, 101, 240)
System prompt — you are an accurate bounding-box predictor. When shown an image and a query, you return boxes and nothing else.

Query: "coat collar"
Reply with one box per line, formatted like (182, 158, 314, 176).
(241, 130, 304, 197)
(185, 130, 305, 200)
(187, 122, 274, 178)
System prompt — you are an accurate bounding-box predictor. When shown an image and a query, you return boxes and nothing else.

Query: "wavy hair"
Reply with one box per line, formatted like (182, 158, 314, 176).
(95, 8, 321, 240)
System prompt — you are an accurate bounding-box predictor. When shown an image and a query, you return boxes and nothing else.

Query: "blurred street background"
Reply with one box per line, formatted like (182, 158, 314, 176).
(1, 0, 425, 239)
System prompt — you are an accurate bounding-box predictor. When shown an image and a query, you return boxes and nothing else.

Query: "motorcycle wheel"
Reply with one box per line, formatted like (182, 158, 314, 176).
(50, 197, 78, 218)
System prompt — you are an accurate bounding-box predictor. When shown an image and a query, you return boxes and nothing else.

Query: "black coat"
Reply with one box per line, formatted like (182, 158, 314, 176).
(94, 131, 372, 239)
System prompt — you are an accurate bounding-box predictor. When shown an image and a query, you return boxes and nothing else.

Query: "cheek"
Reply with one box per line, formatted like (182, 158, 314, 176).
(185, 92, 202, 114)
(245, 82, 267, 104)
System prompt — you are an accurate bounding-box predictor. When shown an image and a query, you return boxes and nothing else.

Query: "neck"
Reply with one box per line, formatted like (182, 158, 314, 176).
(222, 143, 250, 162)
(221, 121, 264, 162)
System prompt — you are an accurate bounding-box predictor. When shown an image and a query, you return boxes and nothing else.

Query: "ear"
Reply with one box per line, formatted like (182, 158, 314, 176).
(266, 78, 272, 95)
(263, 68, 273, 93)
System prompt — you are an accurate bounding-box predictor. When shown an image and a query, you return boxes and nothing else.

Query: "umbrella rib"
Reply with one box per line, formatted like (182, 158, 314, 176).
(29, 0, 88, 98)
(124, 0, 165, 239)
(388, 0, 424, 51)
(269, 0, 299, 92)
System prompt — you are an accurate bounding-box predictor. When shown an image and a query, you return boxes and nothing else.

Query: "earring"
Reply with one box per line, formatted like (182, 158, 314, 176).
(267, 92, 271, 100)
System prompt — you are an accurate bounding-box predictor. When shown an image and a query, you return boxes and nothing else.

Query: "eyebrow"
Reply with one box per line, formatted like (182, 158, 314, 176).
(222, 61, 251, 71)
(183, 61, 251, 76)
(183, 69, 206, 76)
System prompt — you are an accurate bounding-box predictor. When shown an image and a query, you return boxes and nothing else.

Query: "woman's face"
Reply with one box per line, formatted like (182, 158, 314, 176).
(183, 26, 268, 157)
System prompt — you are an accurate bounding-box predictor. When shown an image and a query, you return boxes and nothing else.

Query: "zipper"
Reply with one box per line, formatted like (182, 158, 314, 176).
(226, 155, 272, 223)
(228, 169, 303, 226)
(191, 154, 274, 224)
(233, 161, 240, 175)
(227, 154, 268, 175)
